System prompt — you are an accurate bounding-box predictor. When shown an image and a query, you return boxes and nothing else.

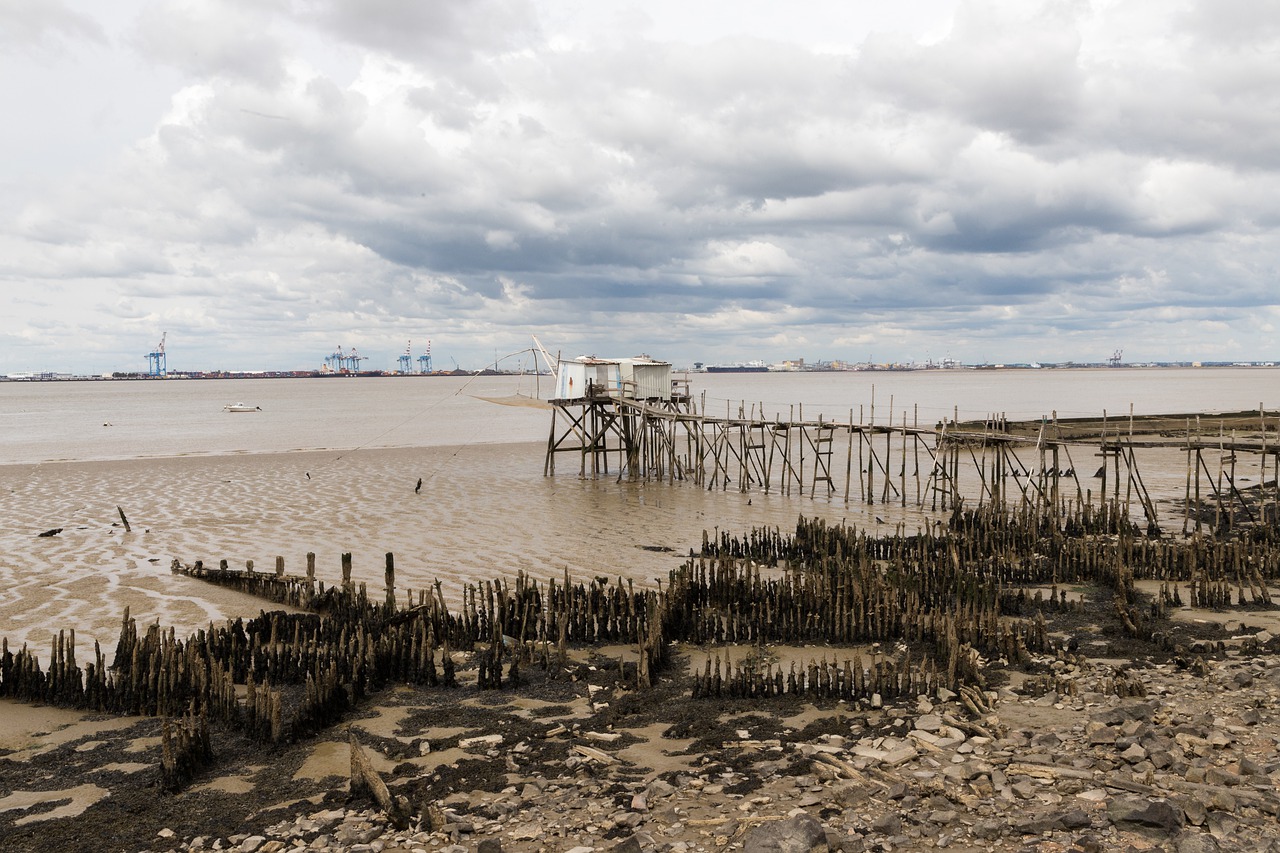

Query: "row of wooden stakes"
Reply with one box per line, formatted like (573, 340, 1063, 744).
(3, 497, 1279, 787)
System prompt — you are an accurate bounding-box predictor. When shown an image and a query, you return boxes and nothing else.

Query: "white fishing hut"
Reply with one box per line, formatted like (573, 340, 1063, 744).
(552, 355, 672, 402)
(619, 356, 673, 401)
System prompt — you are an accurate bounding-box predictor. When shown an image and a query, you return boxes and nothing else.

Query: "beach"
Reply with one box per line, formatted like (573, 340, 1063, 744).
(4, 370, 1280, 851)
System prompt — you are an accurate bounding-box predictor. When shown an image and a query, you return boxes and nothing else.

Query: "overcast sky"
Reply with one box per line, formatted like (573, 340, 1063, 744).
(2, 0, 1278, 374)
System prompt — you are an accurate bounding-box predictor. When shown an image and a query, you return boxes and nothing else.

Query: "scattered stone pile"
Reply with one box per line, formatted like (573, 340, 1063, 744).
(130, 644, 1280, 853)
(8, 507, 1280, 852)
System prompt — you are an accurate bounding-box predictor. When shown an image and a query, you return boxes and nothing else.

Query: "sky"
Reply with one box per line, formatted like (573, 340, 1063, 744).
(1, 0, 1278, 374)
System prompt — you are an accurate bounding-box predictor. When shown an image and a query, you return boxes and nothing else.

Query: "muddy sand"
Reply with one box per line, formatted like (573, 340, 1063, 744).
(4, 580, 1280, 853)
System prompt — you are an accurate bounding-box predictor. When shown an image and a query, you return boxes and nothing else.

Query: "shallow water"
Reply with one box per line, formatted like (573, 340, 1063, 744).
(1, 368, 1275, 657)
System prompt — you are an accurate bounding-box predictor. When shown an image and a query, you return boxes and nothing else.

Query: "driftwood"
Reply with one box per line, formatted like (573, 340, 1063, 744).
(571, 744, 618, 765)
(117, 506, 132, 532)
(37, 528, 63, 538)
(348, 731, 411, 828)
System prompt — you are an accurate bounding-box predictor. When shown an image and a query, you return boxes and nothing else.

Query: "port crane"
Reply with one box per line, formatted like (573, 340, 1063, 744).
(417, 340, 433, 374)
(324, 346, 346, 373)
(344, 348, 367, 373)
(1108, 349, 1123, 368)
(398, 341, 413, 374)
(146, 333, 167, 376)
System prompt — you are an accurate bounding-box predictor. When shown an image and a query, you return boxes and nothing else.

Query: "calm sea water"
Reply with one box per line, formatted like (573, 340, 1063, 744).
(0, 367, 1275, 465)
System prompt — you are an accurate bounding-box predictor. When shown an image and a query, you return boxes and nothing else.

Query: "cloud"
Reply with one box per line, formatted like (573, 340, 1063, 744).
(298, 0, 540, 66)
(2, 0, 1280, 374)
(130, 0, 287, 84)
(0, 0, 106, 53)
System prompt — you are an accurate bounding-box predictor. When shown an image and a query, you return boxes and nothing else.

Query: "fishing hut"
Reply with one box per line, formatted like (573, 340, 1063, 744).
(543, 353, 1280, 537)
(544, 354, 692, 478)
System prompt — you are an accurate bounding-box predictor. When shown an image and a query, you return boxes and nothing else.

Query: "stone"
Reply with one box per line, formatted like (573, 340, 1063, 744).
(240, 837, 267, 853)
(1011, 780, 1037, 800)
(742, 813, 829, 853)
(1204, 767, 1241, 786)
(1106, 797, 1184, 835)
(476, 839, 504, 853)
(1073, 834, 1105, 853)
(1013, 814, 1059, 835)
(647, 780, 677, 799)
(1176, 833, 1222, 853)
(611, 837, 642, 853)
(870, 814, 901, 835)
(914, 715, 944, 733)
(1172, 788, 1203, 824)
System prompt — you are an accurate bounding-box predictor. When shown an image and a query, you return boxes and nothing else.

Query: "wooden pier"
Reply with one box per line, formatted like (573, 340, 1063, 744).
(546, 385, 1279, 536)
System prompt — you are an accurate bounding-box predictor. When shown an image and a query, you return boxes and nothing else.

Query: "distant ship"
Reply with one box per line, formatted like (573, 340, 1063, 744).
(705, 361, 769, 373)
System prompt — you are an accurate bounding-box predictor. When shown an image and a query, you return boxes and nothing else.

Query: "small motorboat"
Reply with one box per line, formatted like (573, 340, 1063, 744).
(224, 402, 261, 413)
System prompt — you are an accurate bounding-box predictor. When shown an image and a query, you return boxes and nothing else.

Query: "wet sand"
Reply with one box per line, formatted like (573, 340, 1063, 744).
(0, 441, 932, 660)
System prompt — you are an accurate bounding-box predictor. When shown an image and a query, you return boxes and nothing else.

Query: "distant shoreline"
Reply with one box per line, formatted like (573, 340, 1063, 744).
(4, 361, 1279, 382)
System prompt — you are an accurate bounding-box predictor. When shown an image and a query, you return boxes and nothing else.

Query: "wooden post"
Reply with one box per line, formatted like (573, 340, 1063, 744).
(385, 552, 396, 610)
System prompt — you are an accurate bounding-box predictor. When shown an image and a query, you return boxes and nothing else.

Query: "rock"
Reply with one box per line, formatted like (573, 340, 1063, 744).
(647, 779, 677, 799)
(870, 814, 901, 835)
(1182, 796, 1208, 826)
(1073, 834, 1105, 853)
(743, 814, 829, 853)
(611, 837, 643, 853)
(1011, 780, 1037, 799)
(1106, 797, 1184, 835)
(1204, 767, 1241, 786)
(239, 837, 267, 853)
(914, 715, 943, 733)
(1176, 832, 1222, 853)
(1013, 814, 1059, 835)
(1206, 790, 1236, 812)
(476, 839, 504, 853)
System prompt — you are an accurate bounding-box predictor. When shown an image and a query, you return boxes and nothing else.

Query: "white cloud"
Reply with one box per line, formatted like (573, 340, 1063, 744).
(2, 0, 1280, 374)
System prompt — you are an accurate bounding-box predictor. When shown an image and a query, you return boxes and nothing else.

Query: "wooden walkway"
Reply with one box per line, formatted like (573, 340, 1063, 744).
(545, 387, 1280, 535)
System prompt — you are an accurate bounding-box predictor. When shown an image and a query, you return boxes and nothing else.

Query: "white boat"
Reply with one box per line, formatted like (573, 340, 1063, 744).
(224, 402, 261, 413)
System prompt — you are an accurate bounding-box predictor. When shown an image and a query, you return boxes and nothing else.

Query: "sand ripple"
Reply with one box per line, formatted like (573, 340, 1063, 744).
(1, 443, 926, 659)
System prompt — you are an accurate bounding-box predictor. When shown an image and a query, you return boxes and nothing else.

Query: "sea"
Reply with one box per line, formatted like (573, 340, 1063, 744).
(0, 367, 1275, 660)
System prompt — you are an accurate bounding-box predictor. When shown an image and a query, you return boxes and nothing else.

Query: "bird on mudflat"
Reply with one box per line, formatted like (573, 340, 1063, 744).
(415, 477, 423, 494)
